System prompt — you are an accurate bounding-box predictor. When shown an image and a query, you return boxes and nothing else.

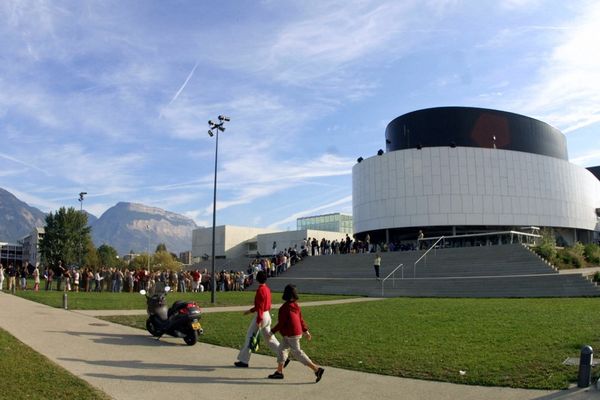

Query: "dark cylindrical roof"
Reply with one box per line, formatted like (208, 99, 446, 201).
(385, 107, 568, 160)
(587, 166, 600, 181)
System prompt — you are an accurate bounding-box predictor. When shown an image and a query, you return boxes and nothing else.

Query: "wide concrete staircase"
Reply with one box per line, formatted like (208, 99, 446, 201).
(266, 244, 600, 298)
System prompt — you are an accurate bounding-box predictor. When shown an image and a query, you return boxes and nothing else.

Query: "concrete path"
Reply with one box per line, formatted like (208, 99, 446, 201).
(76, 296, 385, 317)
(0, 292, 597, 400)
(559, 266, 600, 276)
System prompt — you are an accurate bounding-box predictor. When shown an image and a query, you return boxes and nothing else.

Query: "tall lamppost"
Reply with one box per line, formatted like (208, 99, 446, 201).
(208, 115, 229, 304)
(78, 192, 87, 267)
(146, 224, 151, 272)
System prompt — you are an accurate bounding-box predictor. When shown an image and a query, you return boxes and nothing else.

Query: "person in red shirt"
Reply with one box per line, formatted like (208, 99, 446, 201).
(234, 270, 281, 367)
(267, 284, 325, 382)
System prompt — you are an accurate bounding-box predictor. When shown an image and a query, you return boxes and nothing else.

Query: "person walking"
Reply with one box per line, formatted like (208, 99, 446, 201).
(234, 270, 281, 368)
(373, 253, 382, 280)
(32, 265, 40, 291)
(7, 263, 16, 292)
(267, 284, 324, 382)
(0, 263, 5, 291)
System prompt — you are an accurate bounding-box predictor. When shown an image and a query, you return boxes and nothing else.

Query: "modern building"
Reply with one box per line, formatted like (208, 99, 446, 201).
(179, 251, 193, 264)
(192, 224, 349, 260)
(21, 227, 45, 267)
(0, 242, 23, 268)
(352, 106, 600, 245)
(297, 213, 353, 234)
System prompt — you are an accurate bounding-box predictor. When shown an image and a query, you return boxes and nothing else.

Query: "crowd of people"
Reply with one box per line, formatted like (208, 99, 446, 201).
(0, 234, 421, 294)
(0, 248, 302, 294)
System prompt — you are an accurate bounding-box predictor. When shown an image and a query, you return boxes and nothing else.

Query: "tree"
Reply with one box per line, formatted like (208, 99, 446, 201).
(155, 243, 167, 253)
(97, 244, 120, 268)
(130, 253, 151, 271)
(153, 250, 182, 271)
(39, 207, 91, 267)
(84, 240, 99, 268)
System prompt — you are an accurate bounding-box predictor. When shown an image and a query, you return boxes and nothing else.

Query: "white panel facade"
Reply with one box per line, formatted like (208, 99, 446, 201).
(353, 147, 600, 234)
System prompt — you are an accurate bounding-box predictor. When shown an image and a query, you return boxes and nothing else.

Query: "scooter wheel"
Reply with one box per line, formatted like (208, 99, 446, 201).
(146, 319, 160, 337)
(184, 330, 198, 346)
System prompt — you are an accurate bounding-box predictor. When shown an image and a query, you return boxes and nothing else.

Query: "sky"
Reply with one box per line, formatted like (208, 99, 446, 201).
(1, 0, 599, 231)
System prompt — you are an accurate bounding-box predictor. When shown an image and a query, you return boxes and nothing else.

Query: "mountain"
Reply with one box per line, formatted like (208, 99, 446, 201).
(91, 202, 198, 255)
(85, 211, 98, 226)
(0, 188, 47, 242)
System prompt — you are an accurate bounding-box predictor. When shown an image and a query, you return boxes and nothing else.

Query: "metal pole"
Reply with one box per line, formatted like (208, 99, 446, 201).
(79, 198, 83, 267)
(210, 128, 219, 304)
(146, 225, 150, 272)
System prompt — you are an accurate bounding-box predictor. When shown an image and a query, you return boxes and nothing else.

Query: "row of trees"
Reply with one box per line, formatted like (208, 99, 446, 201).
(38, 207, 181, 271)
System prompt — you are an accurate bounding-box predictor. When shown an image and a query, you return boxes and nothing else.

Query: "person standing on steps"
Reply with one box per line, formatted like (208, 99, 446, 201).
(418, 230, 425, 250)
(267, 284, 325, 383)
(234, 270, 281, 368)
(373, 253, 382, 280)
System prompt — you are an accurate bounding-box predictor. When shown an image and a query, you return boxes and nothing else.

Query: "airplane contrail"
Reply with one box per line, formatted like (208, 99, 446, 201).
(167, 62, 199, 107)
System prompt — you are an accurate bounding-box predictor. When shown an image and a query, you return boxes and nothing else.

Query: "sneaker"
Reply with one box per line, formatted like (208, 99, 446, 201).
(315, 367, 324, 383)
(268, 371, 284, 379)
(284, 358, 291, 368)
(234, 361, 249, 368)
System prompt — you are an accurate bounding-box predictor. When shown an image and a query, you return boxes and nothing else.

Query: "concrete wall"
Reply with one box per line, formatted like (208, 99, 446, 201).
(192, 226, 352, 259)
(192, 225, 276, 259)
(353, 147, 600, 237)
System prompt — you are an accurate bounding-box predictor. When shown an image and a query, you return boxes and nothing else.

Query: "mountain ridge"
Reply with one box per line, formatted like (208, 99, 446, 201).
(0, 188, 197, 255)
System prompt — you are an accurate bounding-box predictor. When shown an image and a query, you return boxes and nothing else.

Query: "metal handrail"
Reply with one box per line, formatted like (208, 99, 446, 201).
(380, 263, 404, 297)
(413, 236, 445, 278)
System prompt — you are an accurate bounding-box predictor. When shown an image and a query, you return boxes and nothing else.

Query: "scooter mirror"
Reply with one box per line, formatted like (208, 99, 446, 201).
(139, 290, 147, 295)
(164, 286, 171, 293)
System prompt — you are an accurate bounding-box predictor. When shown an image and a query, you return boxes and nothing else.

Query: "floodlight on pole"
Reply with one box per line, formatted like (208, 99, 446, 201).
(208, 115, 229, 304)
(78, 192, 87, 268)
(146, 224, 150, 272)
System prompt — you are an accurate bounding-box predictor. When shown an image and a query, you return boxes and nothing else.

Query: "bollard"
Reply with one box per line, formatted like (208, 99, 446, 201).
(577, 345, 593, 388)
(62, 292, 68, 310)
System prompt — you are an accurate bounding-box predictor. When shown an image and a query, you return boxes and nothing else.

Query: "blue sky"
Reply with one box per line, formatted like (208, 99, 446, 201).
(1, 0, 599, 230)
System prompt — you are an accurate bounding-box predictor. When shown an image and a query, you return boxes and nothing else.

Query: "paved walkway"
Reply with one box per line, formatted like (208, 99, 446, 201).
(0, 292, 597, 400)
(76, 296, 385, 317)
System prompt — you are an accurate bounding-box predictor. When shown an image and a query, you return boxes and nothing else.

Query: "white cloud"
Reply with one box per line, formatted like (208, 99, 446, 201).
(570, 149, 600, 167)
(505, 2, 600, 132)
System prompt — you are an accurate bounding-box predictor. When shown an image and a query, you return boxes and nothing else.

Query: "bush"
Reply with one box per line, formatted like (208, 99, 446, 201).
(556, 248, 584, 269)
(593, 271, 600, 283)
(584, 244, 600, 264)
(535, 228, 557, 262)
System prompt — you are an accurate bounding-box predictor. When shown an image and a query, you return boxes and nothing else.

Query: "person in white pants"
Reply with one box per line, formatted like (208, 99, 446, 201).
(234, 270, 281, 367)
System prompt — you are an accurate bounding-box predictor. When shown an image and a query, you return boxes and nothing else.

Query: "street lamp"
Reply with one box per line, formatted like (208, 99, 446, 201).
(146, 224, 150, 272)
(78, 192, 87, 268)
(208, 115, 229, 304)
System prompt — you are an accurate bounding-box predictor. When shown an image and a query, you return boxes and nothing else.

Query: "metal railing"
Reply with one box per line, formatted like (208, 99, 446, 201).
(418, 230, 541, 248)
(413, 236, 445, 278)
(380, 263, 404, 297)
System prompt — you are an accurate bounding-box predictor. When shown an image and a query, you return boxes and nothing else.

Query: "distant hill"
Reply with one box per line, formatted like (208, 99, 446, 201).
(86, 211, 98, 226)
(0, 188, 47, 242)
(0, 188, 197, 255)
(91, 202, 198, 255)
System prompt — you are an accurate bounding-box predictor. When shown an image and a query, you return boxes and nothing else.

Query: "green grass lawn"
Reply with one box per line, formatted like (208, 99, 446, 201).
(0, 328, 110, 400)
(104, 297, 600, 390)
(14, 289, 353, 309)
